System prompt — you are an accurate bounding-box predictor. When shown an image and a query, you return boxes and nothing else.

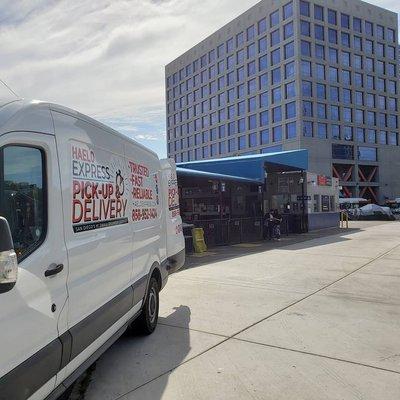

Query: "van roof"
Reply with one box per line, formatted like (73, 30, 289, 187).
(0, 99, 159, 159)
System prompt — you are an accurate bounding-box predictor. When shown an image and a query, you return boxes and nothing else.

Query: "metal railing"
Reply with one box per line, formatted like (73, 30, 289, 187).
(187, 214, 309, 247)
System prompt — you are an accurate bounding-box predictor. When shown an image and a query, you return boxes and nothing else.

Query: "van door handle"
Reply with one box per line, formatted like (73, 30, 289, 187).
(45, 264, 64, 277)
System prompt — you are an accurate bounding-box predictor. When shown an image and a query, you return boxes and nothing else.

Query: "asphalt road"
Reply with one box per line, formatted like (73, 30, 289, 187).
(81, 220, 400, 400)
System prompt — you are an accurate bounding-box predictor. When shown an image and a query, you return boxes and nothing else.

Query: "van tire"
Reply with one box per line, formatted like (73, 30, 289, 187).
(135, 277, 159, 335)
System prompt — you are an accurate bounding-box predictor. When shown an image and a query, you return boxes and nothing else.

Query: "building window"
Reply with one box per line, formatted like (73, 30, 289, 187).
(302, 81, 312, 97)
(341, 13, 350, 29)
(228, 139, 236, 152)
(247, 25, 255, 41)
(315, 44, 325, 60)
(273, 126, 282, 142)
(332, 144, 354, 159)
(329, 47, 338, 63)
(285, 81, 296, 98)
(260, 73, 268, 89)
(248, 96, 257, 112)
(366, 129, 376, 143)
(284, 42, 294, 59)
(285, 61, 295, 79)
(377, 25, 384, 40)
(303, 121, 313, 137)
(283, 1, 293, 19)
(272, 106, 282, 122)
(353, 17, 362, 33)
(301, 20, 311, 36)
(249, 114, 257, 130)
(301, 40, 311, 56)
(258, 18, 267, 34)
(314, 4, 324, 20)
(270, 10, 279, 27)
(247, 60, 256, 76)
(272, 67, 281, 85)
(379, 131, 387, 145)
(301, 60, 312, 77)
(259, 55, 268, 71)
(260, 129, 269, 144)
(356, 128, 365, 142)
(238, 135, 247, 150)
(331, 124, 340, 140)
(284, 21, 294, 39)
(271, 29, 280, 46)
(317, 123, 327, 139)
(315, 24, 324, 41)
(365, 21, 373, 36)
(249, 132, 258, 147)
(271, 48, 281, 65)
(316, 83, 326, 99)
(260, 110, 269, 126)
(316, 64, 325, 80)
(259, 36, 267, 53)
(388, 28, 396, 43)
(300, 1, 310, 17)
(272, 87, 281, 103)
(328, 28, 337, 44)
(303, 101, 313, 117)
(344, 126, 353, 141)
(341, 32, 350, 47)
(388, 132, 398, 146)
(247, 43, 256, 58)
(358, 147, 377, 161)
(286, 122, 296, 139)
(286, 101, 296, 118)
(260, 91, 269, 108)
(328, 9, 337, 25)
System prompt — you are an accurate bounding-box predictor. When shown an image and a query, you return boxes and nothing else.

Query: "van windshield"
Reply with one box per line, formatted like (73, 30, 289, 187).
(0, 146, 46, 261)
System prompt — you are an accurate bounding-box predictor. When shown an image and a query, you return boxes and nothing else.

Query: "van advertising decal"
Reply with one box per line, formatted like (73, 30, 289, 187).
(71, 142, 160, 233)
(168, 170, 180, 218)
(71, 143, 129, 233)
(128, 161, 159, 222)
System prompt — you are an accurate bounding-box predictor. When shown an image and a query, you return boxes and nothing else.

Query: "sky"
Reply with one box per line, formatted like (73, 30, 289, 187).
(0, 0, 399, 157)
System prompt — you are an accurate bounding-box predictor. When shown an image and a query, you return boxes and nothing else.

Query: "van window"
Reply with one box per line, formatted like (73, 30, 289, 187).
(0, 146, 46, 261)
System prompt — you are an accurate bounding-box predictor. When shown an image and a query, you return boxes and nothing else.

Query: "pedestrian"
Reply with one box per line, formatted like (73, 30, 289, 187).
(273, 209, 282, 241)
(267, 209, 275, 240)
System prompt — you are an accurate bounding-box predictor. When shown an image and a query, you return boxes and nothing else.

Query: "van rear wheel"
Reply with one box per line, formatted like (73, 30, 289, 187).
(135, 277, 159, 335)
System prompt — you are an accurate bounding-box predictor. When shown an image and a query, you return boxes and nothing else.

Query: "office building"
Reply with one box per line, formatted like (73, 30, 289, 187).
(165, 0, 399, 202)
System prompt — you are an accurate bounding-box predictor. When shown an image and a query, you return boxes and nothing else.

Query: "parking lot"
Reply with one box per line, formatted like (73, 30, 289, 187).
(82, 221, 400, 400)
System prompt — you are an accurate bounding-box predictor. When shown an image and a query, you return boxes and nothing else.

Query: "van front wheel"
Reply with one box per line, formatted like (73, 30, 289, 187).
(135, 277, 159, 335)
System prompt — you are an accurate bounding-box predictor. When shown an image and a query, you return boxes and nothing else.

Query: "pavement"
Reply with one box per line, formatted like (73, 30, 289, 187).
(81, 220, 400, 400)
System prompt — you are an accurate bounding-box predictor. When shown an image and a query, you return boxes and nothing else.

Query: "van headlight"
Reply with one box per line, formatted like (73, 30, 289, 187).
(0, 250, 18, 284)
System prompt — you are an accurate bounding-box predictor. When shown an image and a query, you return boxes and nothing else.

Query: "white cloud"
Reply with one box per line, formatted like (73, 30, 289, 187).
(0, 0, 399, 156)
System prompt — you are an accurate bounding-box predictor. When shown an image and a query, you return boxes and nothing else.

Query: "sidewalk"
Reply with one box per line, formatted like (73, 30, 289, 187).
(82, 220, 400, 400)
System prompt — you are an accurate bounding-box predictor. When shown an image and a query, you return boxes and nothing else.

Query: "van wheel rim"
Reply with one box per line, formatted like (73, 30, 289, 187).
(148, 288, 157, 324)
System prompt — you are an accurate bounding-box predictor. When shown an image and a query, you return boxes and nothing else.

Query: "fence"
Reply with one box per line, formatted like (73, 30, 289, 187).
(190, 215, 309, 247)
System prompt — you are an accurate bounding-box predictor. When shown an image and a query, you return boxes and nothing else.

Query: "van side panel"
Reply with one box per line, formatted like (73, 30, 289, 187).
(123, 141, 166, 287)
(52, 111, 135, 360)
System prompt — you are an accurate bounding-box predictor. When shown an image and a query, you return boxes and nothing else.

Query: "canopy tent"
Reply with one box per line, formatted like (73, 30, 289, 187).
(177, 149, 309, 183)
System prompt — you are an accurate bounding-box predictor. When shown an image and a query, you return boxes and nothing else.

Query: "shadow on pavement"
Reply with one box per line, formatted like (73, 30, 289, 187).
(72, 305, 192, 400)
(183, 227, 362, 270)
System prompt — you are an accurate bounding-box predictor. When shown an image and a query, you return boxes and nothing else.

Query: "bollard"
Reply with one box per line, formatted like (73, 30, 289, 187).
(192, 228, 207, 253)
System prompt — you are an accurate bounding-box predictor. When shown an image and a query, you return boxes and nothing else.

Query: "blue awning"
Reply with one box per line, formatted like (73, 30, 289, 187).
(176, 167, 260, 183)
(178, 149, 308, 183)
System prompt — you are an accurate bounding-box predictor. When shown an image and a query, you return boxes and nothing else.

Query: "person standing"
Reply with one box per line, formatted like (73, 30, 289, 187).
(273, 209, 282, 241)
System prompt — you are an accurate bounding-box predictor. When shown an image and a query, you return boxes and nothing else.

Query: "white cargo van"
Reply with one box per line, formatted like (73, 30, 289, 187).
(0, 98, 185, 400)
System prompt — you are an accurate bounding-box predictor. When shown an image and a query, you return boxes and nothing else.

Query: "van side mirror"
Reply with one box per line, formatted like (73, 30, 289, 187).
(0, 217, 18, 293)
